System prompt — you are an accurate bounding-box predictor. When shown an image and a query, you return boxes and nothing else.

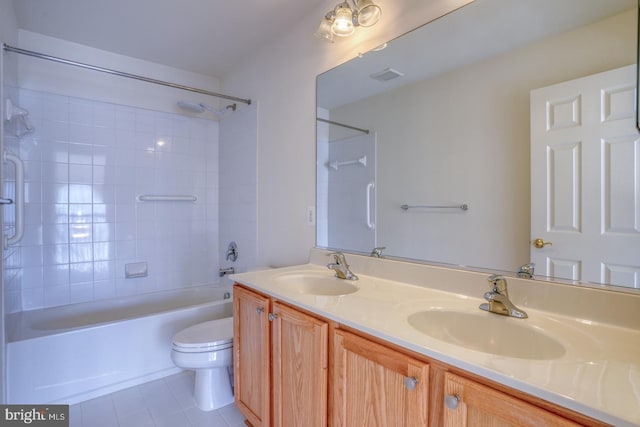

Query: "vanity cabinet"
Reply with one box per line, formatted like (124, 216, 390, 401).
(233, 285, 328, 427)
(233, 285, 270, 427)
(234, 284, 607, 427)
(442, 372, 582, 427)
(333, 329, 430, 427)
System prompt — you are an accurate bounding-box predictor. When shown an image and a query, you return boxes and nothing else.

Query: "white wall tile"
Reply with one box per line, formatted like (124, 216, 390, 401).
(70, 243, 93, 263)
(93, 104, 115, 128)
(69, 144, 93, 165)
(43, 264, 70, 286)
(69, 203, 92, 223)
(23, 182, 42, 204)
(42, 244, 70, 265)
(44, 285, 70, 307)
(42, 162, 68, 183)
(92, 127, 115, 147)
(69, 124, 93, 145)
(69, 261, 93, 284)
(41, 140, 69, 163)
(69, 164, 92, 184)
(22, 287, 44, 310)
(69, 282, 93, 304)
(5, 88, 223, 312)
(70, 99, 93, 125)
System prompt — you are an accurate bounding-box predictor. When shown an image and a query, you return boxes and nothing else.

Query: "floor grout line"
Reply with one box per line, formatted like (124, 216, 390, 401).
(69, 372, 245, 427)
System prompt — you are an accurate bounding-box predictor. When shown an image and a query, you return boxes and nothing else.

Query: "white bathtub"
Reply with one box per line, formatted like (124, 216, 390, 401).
(6, 285, 233, 405)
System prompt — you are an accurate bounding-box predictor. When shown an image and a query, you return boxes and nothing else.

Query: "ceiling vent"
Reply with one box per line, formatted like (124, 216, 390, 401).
(369, 67, 404, 82)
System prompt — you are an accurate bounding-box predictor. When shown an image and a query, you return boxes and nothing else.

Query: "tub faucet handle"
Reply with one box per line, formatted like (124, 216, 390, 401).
(226, 242, 238, 262)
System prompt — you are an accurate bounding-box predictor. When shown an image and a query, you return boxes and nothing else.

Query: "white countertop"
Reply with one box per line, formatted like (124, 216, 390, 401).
(231, 250, 640, 427)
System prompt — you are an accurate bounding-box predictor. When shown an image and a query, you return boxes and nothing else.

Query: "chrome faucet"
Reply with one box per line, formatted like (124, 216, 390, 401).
(370, 246, 386, 258)
(327, 252, 358, 280)
(517, 262, 535, 279)
(479, 275, 527, 318)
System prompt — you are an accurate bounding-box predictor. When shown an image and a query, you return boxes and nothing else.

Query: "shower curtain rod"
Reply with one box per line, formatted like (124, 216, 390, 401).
(2, 43, 251, 105)
(316, 117, 369, 134)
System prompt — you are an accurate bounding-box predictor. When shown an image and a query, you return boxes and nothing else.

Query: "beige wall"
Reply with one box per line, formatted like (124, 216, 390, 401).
(221, 0, 473, 268)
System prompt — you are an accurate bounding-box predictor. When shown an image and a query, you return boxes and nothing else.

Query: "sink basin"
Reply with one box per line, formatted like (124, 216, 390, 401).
(273, 271, 359, 296)
(407, 310, 566, 360)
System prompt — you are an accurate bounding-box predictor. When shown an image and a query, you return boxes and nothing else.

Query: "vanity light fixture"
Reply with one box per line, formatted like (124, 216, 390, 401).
(315, 0, 382, 42)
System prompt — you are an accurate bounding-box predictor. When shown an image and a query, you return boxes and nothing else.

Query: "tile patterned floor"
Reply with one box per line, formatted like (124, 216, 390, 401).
(69, 371, 245, 427)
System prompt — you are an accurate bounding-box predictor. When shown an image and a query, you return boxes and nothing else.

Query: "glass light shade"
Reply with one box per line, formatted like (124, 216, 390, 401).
(331, 5, 355, 37)
(355, 0, 381, 27)
(315, 17, 334, 42)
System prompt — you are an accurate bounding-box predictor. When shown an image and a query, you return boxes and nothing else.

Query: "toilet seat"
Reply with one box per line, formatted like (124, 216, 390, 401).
(172, 317, 233, 353)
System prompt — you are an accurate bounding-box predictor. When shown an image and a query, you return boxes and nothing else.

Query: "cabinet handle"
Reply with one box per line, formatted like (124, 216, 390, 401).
(268, 313, 278, 321)
(404, 376, 418, 391)
(256, 307, 264, 314)
(444, 394, 461, 410)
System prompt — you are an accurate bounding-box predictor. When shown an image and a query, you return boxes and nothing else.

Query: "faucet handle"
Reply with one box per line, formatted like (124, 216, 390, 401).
(370, 246, 386, 258)
(487, 274, 507, 294)
(327, 251, 345, 262)
(517, 263, 535, 278)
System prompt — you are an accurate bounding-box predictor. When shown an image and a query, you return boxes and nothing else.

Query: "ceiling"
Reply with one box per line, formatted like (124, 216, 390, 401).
(12, 0, 316, 78)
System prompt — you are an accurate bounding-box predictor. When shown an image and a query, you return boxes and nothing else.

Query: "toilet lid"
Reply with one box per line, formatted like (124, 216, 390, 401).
(172, 317, 233, 350)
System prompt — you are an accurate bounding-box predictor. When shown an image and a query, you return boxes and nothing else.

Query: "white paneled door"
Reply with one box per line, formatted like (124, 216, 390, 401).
(530, 65, 640, 288)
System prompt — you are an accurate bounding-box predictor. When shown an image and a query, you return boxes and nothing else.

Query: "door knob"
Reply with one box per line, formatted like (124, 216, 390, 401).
(533, 238, 552, 249)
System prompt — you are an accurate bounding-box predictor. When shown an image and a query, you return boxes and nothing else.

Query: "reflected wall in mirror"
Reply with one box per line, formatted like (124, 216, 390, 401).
(316, 0, 640, 290)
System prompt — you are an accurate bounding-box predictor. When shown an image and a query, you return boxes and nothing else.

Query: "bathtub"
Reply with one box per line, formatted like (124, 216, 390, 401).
(6, 284, 233, 405)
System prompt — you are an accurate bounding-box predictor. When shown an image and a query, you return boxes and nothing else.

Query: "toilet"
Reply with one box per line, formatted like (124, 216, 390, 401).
(171, 317, 234, 411)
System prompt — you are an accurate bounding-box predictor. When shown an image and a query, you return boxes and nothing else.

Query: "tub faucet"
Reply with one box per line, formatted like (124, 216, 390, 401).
(479, 275, 527, 319)
(327, 252, 358, 280)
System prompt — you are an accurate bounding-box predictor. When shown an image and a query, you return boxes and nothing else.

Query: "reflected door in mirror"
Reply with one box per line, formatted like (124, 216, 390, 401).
(531, 64, 640, 287)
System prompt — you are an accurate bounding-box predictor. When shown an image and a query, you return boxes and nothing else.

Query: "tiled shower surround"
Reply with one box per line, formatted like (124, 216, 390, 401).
(3, 87, 220, 313)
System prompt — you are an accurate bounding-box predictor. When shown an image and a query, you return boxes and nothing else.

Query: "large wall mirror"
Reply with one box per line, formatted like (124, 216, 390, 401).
(316, 0, 640, 292)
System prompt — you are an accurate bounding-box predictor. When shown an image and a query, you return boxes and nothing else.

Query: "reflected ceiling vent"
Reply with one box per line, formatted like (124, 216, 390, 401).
(369, 67, 404, 82)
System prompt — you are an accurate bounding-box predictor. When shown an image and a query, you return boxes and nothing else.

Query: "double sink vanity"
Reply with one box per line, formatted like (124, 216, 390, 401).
(231, 249, 640, 426)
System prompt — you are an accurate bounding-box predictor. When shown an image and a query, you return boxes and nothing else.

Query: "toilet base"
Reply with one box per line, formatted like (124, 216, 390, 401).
(194, 367, 234, 411)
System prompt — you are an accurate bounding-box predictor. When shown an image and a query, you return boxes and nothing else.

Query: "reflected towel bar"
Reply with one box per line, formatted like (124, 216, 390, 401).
(137, 195, 197, 202)
(401, 203, 468, 211)
(328, 155, 367, 171)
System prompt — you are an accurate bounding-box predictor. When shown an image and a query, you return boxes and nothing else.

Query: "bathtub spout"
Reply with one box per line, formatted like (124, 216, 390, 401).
(219, 267, 235, 277)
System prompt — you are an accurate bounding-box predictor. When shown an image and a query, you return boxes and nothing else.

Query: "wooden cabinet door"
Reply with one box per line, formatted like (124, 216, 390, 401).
(272, 302, 328, 427)
(333, 329, 430, 427)
(233, 285, 271, 427)
(443, 372, 581, 427)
